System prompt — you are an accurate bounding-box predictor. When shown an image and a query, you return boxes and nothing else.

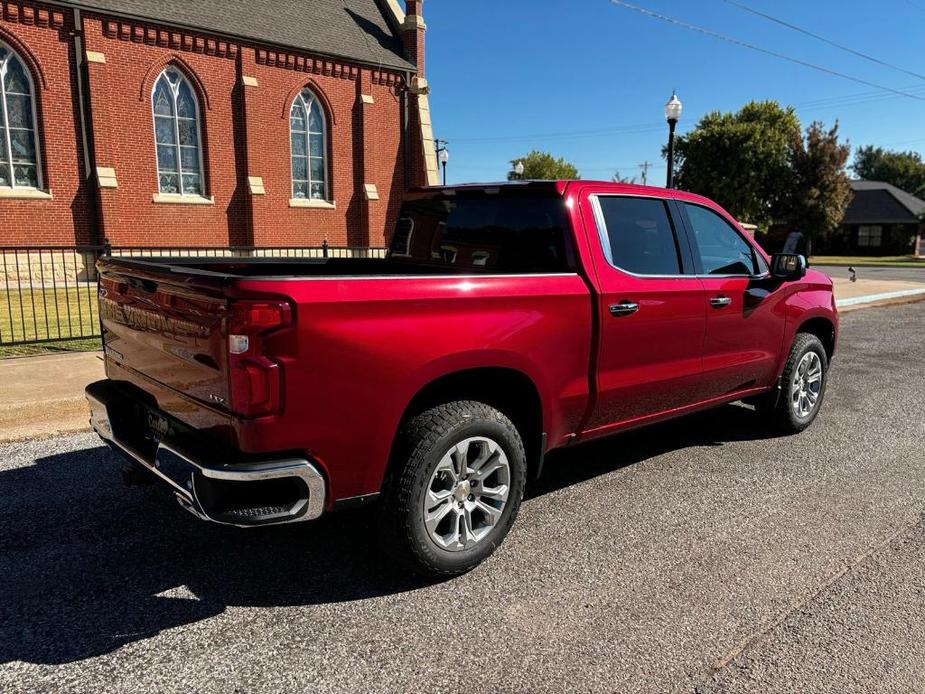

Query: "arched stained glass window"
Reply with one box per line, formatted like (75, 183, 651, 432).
(152, 67, 204, 195)
(290, 88, 328, 200)
(0, 43, 40, 189)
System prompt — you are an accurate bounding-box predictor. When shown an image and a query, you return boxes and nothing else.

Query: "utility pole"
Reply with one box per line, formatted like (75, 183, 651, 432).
(638, 160, 653, 186)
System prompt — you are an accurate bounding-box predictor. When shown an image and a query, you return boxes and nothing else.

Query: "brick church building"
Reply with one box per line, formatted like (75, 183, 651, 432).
(0, 0, 438, 248)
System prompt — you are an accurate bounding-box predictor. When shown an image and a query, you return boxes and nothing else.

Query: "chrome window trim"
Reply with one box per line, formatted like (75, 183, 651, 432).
(590, 194, 771, 281)
(700, 272, 770, 280)
(590, 193, 693, 279)
(680, 200, 764, 277)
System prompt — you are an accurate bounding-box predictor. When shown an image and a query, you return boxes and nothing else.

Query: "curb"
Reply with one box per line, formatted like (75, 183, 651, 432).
(812, 262, 925, 269)
(836, 287, 925, 308)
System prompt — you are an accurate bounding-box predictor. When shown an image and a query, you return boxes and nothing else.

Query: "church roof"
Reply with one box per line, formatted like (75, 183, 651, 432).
(64, 0, 414, 71)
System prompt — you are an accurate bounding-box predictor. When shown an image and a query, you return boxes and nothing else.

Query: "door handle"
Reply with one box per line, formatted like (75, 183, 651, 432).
(609, 301, 639, 317)
(710, 296, 732, 308)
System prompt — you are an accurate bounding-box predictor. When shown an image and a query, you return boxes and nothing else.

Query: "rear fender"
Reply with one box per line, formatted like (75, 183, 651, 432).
(363, 350, 553, 494)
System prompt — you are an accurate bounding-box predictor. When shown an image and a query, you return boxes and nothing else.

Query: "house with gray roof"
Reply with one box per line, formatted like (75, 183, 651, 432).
(833, 180, 925, 256)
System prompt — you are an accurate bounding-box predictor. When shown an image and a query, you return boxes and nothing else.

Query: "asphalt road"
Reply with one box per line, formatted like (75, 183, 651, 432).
(814, 264, 925, 283)
(2, 302, 925, 693)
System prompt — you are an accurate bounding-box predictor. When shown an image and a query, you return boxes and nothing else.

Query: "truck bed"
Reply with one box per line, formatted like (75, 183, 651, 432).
(101, 255, 544, 280)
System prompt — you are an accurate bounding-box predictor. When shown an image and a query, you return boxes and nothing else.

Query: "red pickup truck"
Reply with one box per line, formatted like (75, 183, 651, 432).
(87, 181, 837, 575)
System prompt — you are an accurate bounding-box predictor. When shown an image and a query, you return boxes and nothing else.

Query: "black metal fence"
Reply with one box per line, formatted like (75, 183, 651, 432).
(0, 244, 387, 347)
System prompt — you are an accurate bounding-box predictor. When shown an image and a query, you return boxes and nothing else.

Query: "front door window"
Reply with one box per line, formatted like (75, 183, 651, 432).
(683, 203, 759, 276)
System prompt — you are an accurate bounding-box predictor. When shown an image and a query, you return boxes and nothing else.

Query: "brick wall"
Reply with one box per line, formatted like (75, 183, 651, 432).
(0, 1, 93, 244)
(81, 14, 248, 246)
(242, 46, 406, 247)
(0, 1, 418, 248)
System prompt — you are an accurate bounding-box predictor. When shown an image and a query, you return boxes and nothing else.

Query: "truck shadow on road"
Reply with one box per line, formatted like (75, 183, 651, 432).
(530, 401, 778, 499)
(0, 403, 779, 665)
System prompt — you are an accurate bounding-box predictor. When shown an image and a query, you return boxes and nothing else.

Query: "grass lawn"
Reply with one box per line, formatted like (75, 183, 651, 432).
(0, 286, 102, 357)
(810, 255, 925, 267)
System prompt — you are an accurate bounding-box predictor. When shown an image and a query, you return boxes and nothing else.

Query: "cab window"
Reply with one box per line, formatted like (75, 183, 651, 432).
(390, 192, 572, 273)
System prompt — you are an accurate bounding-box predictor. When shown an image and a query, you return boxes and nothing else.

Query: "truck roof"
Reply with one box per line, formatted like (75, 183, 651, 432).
(409, 180, 714, 204)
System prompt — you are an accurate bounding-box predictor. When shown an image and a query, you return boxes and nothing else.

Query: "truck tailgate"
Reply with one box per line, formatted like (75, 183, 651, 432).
(98, 262, 230, 409)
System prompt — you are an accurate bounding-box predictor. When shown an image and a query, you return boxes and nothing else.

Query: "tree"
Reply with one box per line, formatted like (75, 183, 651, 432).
(852, 146, 925, 197)
(671, 101, 801, 230)
(612, 172, 638, 184)
(787, 121, 853, 253)
(507, 151, 580, 180)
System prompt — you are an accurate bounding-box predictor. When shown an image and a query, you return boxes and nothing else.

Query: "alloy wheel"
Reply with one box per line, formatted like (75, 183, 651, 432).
(423, 436, 511, 551)
(791, 351, 823, 418)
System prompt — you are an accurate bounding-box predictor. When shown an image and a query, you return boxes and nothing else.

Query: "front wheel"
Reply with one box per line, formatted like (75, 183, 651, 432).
(380, 401, 526, 576)
(762, 332, 829, 433)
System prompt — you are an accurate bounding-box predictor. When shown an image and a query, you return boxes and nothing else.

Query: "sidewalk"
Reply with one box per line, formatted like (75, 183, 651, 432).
(0, 351, 103, 443)
(832, 277, 925, 311)
(0, 277, 923, 443)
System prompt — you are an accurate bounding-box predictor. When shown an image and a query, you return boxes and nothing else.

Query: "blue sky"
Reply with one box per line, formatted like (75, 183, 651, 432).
(424, 0, 925, 184)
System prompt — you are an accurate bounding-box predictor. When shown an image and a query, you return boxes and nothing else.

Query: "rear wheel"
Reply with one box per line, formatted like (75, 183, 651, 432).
(761, 332, 829, 433)
(380, 401, 526, 576)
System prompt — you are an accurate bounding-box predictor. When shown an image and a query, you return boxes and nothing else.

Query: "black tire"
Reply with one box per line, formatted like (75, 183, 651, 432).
(380, 400, 527, 576)
(763, 332, 829, 434)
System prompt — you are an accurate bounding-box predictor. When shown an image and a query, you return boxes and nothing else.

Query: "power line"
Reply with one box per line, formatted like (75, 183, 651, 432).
(442, 5, 925, 150)
(444, 85, 925, 149)
(451, 123, 664, 145)
(880, 136, 925, 147)
(721, 0, 925, 82)
(446, 86, 925, 151)
(609, 0, 925, 102)
(446, 81, 925, 145)
(796, 84, 925, 109)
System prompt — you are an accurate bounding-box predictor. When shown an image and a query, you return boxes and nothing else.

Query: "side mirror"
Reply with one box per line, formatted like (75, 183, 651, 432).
(770, 253, 807, 281)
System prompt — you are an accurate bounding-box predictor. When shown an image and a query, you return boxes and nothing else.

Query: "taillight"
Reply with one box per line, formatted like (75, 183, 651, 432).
(229, 301, 291, 337)
(227, 300, 292, 417)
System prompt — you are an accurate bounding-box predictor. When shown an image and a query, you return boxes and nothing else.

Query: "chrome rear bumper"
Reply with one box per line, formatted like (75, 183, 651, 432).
(87, 386, 325, 527)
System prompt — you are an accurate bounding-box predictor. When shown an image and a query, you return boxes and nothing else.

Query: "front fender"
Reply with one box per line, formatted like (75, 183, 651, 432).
(777, 285, 838, 378)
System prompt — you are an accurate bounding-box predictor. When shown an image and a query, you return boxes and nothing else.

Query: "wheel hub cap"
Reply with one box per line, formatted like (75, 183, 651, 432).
(454, 481, 471, 503)
(423, 436, 511, 552)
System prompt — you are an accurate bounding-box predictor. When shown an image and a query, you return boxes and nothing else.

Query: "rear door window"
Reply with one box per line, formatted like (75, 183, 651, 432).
(595, 196, 684, 275)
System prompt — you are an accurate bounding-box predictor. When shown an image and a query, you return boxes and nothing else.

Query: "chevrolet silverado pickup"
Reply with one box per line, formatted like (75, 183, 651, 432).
(87, 181, 837, 575)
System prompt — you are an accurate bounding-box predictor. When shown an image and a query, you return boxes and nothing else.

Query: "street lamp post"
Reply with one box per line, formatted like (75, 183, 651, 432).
(435, 139, 449, 185)
(664, 91, 682, 188)
(513, 161, 525, 180)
